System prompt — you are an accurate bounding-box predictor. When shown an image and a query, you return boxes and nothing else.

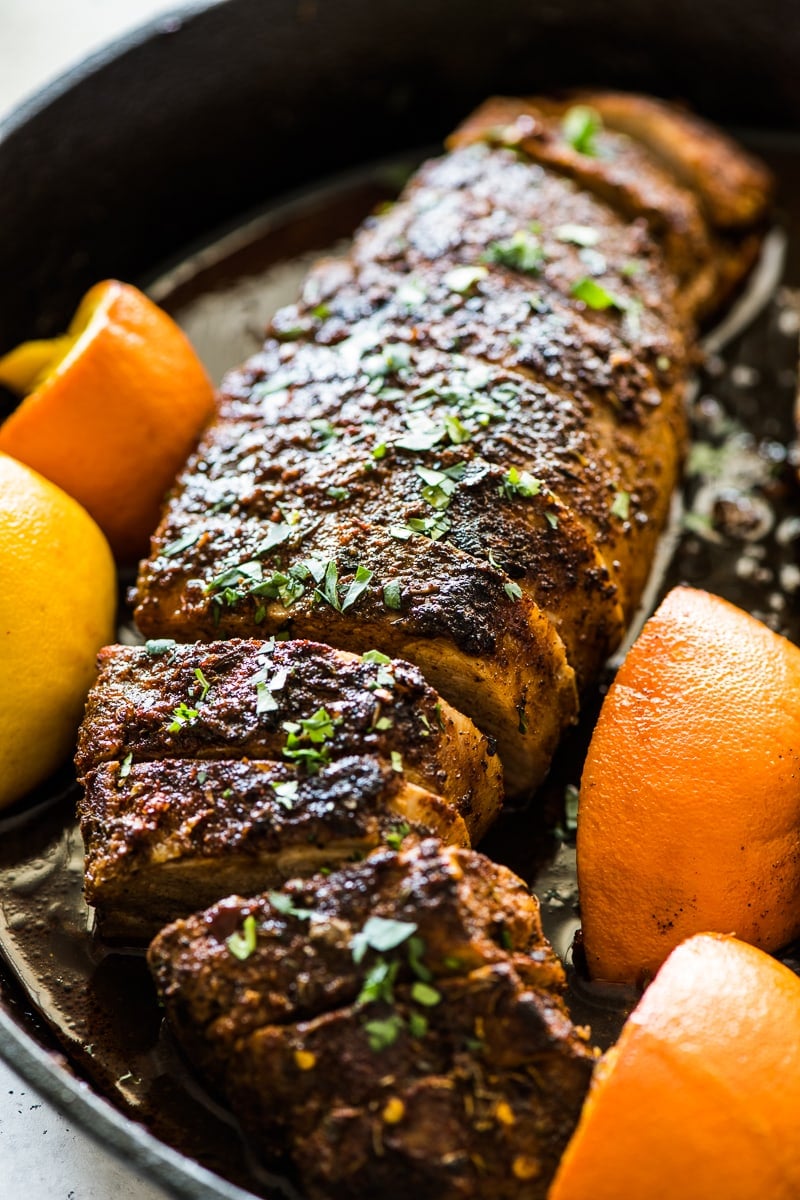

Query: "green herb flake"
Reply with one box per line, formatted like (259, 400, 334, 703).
(385, 821, 411, 851)
(326, 485, 350, 501)
(611, 490, 631, 520)
(407, 936, 432, 982)
(443, 956, 462, 970)
(411, 981, 442, 1007)
(444, 264, 488, 294)
(282, 706, 339, 772)
(362, 649, 392, 666)
(622, 260, 642, 278)
(501, 928, 514, 951)
(555, 223, 600, 247)
(408, 1011, 428, 1038)
(312, 302, 331, 320)
(571, 277, 630, 313)
(544, 510, 559, 530)
(226, 914, 258, 961)
(271, 779, 299, 809)
(444, 414, 471, 445)
(390, 750, 403, 773)
(364, 1014, 405, 1051)
(504, 580, 523, 602)
(357, 958, 399, 1007)
(383, 580, 403, 611)
(145, 638, 176, 657)
(268, 891, 315, 920)
(562, 104, 602, 156)
(167, 701, 199, 733)
(483, 229, 544, 274)
(341, 564, 373, 612)
(118, 752, 133, 781)
(500, 465, 542, 500)
(372, 442, 388, 460)
(351, 915, 418, 963)
(162, 529, 201, 558)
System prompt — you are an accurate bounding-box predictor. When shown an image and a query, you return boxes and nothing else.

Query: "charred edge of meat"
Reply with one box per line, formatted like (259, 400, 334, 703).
(80, 756, 470, 940)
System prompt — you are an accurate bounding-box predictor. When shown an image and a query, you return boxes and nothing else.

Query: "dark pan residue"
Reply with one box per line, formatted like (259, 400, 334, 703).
(1, 137, 800, 1198)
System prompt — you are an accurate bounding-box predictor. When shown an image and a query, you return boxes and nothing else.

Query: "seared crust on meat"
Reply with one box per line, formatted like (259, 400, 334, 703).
(134, 92, 769, 801)
(148, 840, 594, 1199)
(77, 639, 502, 839)
(81, 756, 468, 939)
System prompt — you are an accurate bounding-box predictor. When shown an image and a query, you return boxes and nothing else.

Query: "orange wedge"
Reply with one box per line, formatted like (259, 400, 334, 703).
(549, 934, 800, 1200)
(577, 585, 800, 984)
(0, 280, 215, 561)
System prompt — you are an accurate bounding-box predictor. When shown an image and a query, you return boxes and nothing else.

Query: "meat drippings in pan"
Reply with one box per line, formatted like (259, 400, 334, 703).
(66, 93, 773, 1197)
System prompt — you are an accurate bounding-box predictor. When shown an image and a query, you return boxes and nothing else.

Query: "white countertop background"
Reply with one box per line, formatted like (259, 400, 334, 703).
(1, 8, 196, 1198)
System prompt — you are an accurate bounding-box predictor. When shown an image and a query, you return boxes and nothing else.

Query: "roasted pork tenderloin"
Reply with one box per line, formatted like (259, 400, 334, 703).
(148, 840, 596, 1200)
(135, 93, 771, 797)
(77, 639, 499, 936)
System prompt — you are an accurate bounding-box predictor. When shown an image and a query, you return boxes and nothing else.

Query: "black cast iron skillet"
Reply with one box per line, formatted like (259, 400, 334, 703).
(2, 2, 800, 1196)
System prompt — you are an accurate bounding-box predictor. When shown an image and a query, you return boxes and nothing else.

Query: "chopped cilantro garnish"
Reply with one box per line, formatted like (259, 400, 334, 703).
(390, 750, 403, 773)
(362, 649, 392, 665)
(268, 891, 316, 920)
(326, 485, 350, 501)
(444, 264, 488, 294)
(312, 302, 331, 319)
(407, 936, 432, 982)
(411, 981, 442, 1007)
(483, 229, 544, 274)
(408, 1011, 428, 1038)
(444, 414, 471, 445)
(416, 462, 465, 510)
(341, 564, 373, 611)
(555, 223, 600, 247)
(372, 442, 388, 460)
(144, 638, 176, 657)
(309, 418, 339, 449)
(364, 1014, 404, 1051)
(271, 778, 299, 809)
(571, 277, 628, 312)
(357, 958, 399, 1007)
(226, 914, 258, 961)
(119, 752, 133, 780)
(162, 529, 201, 558)
(282, 707, 339, 772)
(256, 522, 293, 555)
(390, 513, 451, 542)
(351, 916, 418, 963)
(385, 821, 411, 851)
(504, 580, 523, 602)
(562, 105, 602, 156)
(383, 580, 403, 611)
(611, 490, 631, 520)
(167, 701, 199, 733)
(544, 510, 559, 529)
(500, 466, 542, 500)
(363, 344, 411, 379)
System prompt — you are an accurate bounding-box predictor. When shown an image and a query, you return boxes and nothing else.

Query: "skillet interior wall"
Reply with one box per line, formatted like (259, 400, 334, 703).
(0, 0, 798, 354)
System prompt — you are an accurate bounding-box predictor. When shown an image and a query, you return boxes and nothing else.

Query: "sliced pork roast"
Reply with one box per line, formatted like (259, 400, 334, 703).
(148, 840, 596, 1200)
(77, 639, 500, 936)
(135, 92, 770, 796)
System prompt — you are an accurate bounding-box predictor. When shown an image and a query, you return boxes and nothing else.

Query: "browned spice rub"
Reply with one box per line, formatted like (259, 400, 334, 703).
(135, 92, 770, 797)
(148, 840, 595, 1200)
(77, 638, 501, 935)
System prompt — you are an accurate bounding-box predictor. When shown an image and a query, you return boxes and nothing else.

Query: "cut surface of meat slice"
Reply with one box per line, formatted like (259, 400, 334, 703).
(80, 755, 467, 939)
(148, 840, 595, 1200)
